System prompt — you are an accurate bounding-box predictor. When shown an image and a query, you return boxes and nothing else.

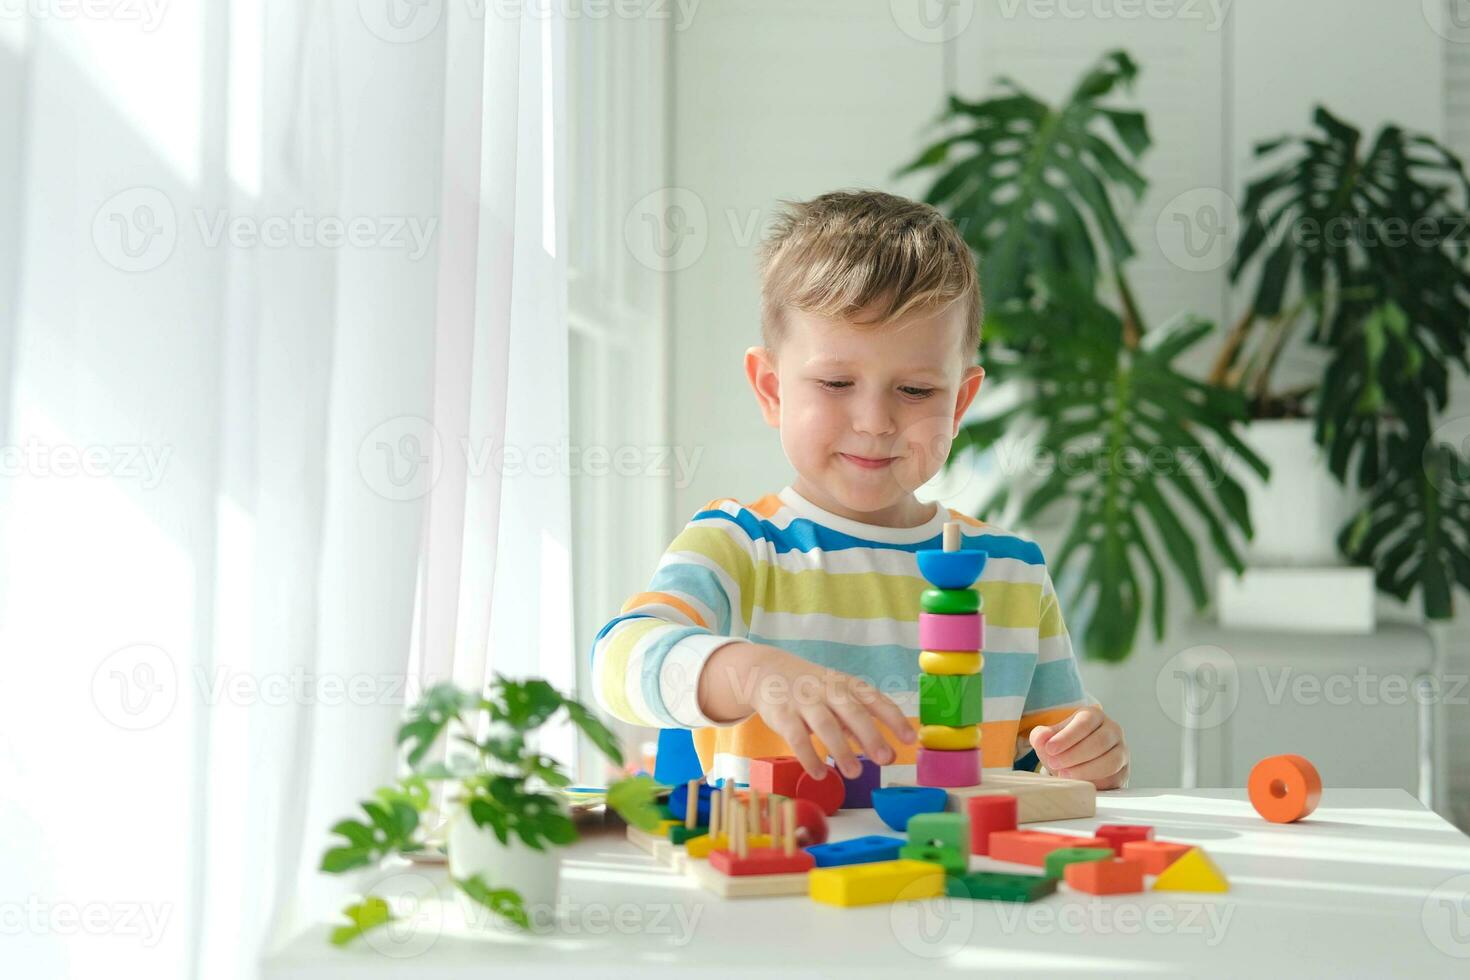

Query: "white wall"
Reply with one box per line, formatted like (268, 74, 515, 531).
(664, 0, 1468, 821)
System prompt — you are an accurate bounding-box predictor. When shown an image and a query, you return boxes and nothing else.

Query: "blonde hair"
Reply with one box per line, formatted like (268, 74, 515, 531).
(755, 189, 982, 361)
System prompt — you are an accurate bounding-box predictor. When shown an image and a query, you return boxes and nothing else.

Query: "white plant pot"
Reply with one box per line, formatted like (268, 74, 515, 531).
(446, 805, 562, 925)
(1230, 418, 1359, 567)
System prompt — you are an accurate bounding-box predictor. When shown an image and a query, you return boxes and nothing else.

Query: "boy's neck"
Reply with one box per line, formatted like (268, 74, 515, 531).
(788, 477, 939, 529)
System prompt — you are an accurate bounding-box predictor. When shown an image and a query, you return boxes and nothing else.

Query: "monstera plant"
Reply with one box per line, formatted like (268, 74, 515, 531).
(899, 51, 1266, 661)
(1211, 107, 1470, 618)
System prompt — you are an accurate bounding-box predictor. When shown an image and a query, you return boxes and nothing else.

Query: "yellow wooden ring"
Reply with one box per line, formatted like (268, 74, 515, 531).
(919, 724, 979, 750)
(919, 650, 982, 675)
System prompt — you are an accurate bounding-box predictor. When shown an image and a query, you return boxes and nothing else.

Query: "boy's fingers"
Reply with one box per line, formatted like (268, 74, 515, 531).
(1053, 742, 1128, 785)
(854, 683, 916, 744)
(830, 699, 895, 766)
(1038, 709, 1101, 755)
(1028, 724, 1056, 752)
(1045, 723, 1120, 771)
(804, 704, 860, 779)
(772, 714, 826, 778)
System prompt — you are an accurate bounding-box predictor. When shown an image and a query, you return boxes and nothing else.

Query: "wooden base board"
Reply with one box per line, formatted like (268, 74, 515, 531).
(892, 770, 1095, 823)
(626, 824, 662, 855)
(686, 858, 811, 898)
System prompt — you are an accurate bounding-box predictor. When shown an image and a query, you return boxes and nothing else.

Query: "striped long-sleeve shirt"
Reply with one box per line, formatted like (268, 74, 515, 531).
(590, 485, 1096, 783)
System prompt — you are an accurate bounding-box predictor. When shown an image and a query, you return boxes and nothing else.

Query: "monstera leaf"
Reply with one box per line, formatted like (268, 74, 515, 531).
(958, 301, 1265, 661)
(1228, 108, 1470, 476)
(898, 50, 1149, 307)
(1339, 438, 1470, 619)
(1232, 107, 1470, 321)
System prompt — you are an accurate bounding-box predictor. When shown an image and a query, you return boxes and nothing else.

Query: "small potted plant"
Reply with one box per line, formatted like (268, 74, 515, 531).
(318, 675, 660, 944)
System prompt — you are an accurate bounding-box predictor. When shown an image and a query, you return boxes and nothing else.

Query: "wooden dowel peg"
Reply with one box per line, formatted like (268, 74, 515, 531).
(943, 521, 961, 552)
(685, 778, 699, 830)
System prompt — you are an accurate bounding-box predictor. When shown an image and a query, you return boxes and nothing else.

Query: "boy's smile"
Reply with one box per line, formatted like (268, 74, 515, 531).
(745, 299, 985, 528)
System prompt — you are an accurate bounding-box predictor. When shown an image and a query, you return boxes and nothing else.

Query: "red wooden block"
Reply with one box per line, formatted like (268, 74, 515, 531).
(988, 830, 1110, 867)
(1095, 824, 1154, 856)
(794, 765, 846, 816)
(966, 795, 1018, 855)
(749, 756, 803, 797)
(1121, 840, 1192, 875)
(1064, 857, 1144, 895)
(793, 797, 829, 845)
(709, 846, 816, 876)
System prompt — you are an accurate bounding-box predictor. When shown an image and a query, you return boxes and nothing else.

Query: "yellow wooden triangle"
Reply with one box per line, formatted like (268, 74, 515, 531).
(1151, 847, 1229, 893)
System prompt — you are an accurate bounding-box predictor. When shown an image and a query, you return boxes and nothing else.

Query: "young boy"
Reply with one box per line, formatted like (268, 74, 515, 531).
(591, 190, 1128, 790)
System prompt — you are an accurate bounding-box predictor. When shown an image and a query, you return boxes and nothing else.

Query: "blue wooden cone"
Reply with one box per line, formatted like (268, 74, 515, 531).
(653, 728, 704, 786)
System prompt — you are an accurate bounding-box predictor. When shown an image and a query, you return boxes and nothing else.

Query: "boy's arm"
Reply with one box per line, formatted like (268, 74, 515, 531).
(590, 499, 915, 780)
(1018, 567, 1129, 789)
(590, 500, 756, 730)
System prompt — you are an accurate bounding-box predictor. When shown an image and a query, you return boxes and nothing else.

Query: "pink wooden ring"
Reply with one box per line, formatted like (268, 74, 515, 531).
(916, 747, 981, 788)
(918, 612, 982, 651)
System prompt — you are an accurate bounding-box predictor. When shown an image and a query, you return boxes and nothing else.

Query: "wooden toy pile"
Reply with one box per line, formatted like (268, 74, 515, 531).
(626, 769, 1231, 905)
(624, 517, 1321, 909)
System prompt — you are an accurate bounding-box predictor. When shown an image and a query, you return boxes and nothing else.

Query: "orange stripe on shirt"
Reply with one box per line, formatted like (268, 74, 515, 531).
(621, 591, 707, 628)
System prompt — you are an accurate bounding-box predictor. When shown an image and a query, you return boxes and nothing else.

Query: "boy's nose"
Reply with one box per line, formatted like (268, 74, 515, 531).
(851, 398, 897, 438)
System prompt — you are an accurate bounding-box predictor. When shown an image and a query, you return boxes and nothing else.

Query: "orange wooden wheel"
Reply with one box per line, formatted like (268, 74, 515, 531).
(1248, 754, 1322, 823)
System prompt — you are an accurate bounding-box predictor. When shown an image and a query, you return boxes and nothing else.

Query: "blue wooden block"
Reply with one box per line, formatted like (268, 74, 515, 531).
(833, 755, 880, 808)
(872, 786, 948, 832)
(653, 728, 704, 786)
(805, 835, 906, 868)
(667, 780, 713, 824)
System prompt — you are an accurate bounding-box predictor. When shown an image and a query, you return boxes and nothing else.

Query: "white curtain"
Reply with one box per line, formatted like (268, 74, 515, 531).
(0, 2, 570, 978)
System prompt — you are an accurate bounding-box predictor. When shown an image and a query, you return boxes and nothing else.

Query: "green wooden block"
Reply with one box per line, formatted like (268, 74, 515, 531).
(921, 588, 981, 615)
(669, 825, 708, 845)
(907, 812, 969, 851)
(946, 870, 1058, 902)
(655, 802, 676, 820)
(899, 842, 967, 875)
(920, 673, 983, 727)
(1043, 847, 1113, 878)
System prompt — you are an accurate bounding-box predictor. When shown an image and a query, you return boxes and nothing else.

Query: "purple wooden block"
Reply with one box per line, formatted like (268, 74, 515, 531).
(830, 755, 881, 808)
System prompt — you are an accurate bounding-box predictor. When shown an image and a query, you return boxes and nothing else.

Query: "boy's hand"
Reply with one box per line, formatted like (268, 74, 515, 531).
(698, 642, 916, 780)
(1027, 708, 1128, 789)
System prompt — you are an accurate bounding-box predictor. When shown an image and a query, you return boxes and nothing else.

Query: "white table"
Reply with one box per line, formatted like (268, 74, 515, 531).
(266, 789, 1470, 977)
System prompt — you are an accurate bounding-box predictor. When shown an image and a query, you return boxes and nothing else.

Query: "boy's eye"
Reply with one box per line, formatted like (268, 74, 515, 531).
(817, 380, 936, 398)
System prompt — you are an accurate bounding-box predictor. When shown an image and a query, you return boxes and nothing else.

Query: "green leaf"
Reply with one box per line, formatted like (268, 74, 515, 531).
(562, 699, 624, 768)
(329, 896, 394, 947)
(329, 819, 376, 849)
(398, 683, 478, 767)
(320, 846, 375, 874)
(606, 775, 663, 831)
(489, 676, 564, 731)
(454, 875, 530, 930)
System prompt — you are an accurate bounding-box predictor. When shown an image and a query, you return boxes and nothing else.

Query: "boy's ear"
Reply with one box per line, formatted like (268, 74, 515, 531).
(745, 346, 782, 427)
(951, 364, 985, 435)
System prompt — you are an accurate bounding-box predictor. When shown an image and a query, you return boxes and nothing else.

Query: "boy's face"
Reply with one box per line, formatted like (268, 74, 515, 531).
(744, 301, 985, 527)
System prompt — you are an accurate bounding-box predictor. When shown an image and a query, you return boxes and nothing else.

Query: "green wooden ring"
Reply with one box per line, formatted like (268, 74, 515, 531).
(920, 588, 980, 615)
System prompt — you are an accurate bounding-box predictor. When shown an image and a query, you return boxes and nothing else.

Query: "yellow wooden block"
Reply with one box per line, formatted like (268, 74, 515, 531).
(919, 650, 982, 675)
(1151, 847, 1229, 893)
(685, 832, 772, 859)
(919, 724, 979, 750)
(809, 859, 945, 907)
